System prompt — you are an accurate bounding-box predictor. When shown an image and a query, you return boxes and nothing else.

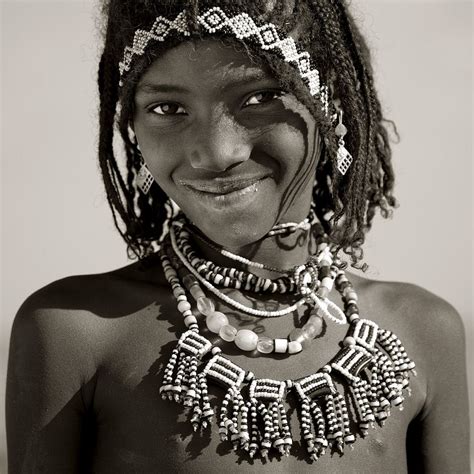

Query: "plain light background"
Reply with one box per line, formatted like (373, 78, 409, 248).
(1, 0, 472, 470)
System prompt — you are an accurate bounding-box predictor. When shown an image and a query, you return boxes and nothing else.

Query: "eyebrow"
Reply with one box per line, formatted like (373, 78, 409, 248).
(136, 83, 190, 95)
(136, 71, 278, 95)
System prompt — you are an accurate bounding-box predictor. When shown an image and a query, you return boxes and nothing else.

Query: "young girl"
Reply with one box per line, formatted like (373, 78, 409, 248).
(6, 1, 470, 472)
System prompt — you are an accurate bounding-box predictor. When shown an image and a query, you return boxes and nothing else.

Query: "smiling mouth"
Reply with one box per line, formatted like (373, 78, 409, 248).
(178, 176, 270, 195)
(177, 176, 271, 208)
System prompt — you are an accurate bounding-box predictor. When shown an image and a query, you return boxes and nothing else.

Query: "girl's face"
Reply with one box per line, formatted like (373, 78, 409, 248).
(133, 39, 321, 249)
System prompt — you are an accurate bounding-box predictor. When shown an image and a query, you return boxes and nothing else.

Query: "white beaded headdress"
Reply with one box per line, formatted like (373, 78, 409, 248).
(118, 6, 330, 116)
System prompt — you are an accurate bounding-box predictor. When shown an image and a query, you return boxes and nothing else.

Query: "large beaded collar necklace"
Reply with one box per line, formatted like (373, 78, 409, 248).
(158, 215, 416, 462)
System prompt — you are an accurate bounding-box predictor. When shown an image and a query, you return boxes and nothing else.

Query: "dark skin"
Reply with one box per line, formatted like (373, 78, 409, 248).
(6, 40, 470, 473)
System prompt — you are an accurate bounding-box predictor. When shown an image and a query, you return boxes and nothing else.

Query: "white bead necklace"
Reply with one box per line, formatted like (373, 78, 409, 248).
(159, 225, 417, 462)
(167, 222, 349, 355)
(171, 221, 347, 324)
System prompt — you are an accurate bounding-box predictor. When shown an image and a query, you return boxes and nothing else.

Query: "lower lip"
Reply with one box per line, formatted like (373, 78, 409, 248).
(184, 178, 269, 210)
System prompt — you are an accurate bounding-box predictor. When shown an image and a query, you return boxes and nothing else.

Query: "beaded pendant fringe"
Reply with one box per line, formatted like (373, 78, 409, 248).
(159, 320, 416, 462)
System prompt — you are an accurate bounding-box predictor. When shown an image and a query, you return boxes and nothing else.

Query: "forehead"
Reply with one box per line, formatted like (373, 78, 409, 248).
(136, 39, 278, 93)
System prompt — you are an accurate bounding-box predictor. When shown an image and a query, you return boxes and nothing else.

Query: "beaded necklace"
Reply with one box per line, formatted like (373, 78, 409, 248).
(158, 216, 416, 462)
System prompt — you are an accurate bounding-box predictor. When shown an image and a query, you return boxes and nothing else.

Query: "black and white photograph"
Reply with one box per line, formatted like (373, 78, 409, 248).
(1, 0, 472, 472)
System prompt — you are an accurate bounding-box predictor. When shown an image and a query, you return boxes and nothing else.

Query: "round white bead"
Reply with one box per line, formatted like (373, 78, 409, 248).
(235, 329, 258, 351)
(343, 336, 356, 347)
(288, 341, 303, 354)
(219, 324, 237, 342)
(206, 311, 229, 333)
(256, 336, 274, 354)
(177, 300, 191, 313)
(274, 338, 289, 353)
(189, 285, 205, 301)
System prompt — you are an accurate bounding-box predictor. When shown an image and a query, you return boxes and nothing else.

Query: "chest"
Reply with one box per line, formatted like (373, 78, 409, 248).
(88, 308, 424, 473)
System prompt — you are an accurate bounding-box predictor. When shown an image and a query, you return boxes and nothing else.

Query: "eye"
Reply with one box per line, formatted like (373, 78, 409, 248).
(150, 102, 187, 115)
(244, 90, 285, 107)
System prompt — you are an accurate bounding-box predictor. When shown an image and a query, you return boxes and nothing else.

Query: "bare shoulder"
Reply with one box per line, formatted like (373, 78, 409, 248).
(350, 274, 466, 403)
(353, 274, 464, 342)
(10, 254, 169, 374)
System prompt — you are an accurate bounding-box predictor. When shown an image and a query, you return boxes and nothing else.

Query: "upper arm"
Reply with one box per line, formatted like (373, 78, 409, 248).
(407, 292, 470, 473)
(6, 283, 98, 473)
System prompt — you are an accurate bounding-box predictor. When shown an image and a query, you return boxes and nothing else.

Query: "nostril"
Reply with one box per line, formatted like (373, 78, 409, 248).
(189, 141, 252, 171)
(223, 161, 244, 173)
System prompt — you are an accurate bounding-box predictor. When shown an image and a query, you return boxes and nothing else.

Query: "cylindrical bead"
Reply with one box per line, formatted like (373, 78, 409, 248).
(189, 284, 206, 301)
(197, 297, 215, 316)
(274, 338, 289, 353)
(182, 274, 198, 290)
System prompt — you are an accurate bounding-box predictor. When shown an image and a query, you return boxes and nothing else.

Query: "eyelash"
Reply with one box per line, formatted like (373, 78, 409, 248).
(149, 89, 286, 116)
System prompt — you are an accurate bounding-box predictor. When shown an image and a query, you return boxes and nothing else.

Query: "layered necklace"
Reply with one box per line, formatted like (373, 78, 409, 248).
(159, 215, 416, 462)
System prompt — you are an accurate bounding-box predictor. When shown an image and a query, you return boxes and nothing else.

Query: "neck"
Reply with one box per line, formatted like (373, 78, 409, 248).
(188, 223, 318, 279)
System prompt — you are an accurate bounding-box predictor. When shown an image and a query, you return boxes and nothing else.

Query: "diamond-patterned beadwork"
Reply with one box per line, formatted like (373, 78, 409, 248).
(118, 11, 190, 83)
(118, 7, 329, 113)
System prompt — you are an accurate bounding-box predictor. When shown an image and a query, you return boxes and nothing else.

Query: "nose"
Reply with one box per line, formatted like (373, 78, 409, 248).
(188, 107, 251, 172)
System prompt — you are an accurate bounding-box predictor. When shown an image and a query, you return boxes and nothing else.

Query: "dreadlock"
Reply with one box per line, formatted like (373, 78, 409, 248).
(98, 0, 397, 267)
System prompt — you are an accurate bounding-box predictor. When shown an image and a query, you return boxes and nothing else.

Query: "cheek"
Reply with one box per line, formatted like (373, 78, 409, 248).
(259, 123, 310, 182)
(135, 131, 180, 190)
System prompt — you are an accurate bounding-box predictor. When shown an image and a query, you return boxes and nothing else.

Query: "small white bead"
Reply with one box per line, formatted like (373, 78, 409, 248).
(288, 341, 303, 354)
(177, 300, 191, 313)
(184, 315, 198, 327)
(274, 338, 289, 353)
(343, 336, 356, 347)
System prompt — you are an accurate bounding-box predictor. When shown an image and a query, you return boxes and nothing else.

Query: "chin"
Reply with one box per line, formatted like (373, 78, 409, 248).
(186, 209, 275, 251)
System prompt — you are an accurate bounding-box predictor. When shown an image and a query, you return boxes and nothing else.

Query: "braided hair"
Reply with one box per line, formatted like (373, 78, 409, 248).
(98, 0, 397, 267)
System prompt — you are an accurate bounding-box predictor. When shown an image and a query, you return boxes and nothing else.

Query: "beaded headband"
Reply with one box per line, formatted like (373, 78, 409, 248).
(118, 6, 330, 115)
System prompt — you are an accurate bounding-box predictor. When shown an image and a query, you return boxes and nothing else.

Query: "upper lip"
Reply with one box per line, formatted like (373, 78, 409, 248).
(177, 175, 270, 195)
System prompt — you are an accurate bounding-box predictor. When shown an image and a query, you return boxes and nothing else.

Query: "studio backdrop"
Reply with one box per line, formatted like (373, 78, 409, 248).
(1, 0, 472, 470)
